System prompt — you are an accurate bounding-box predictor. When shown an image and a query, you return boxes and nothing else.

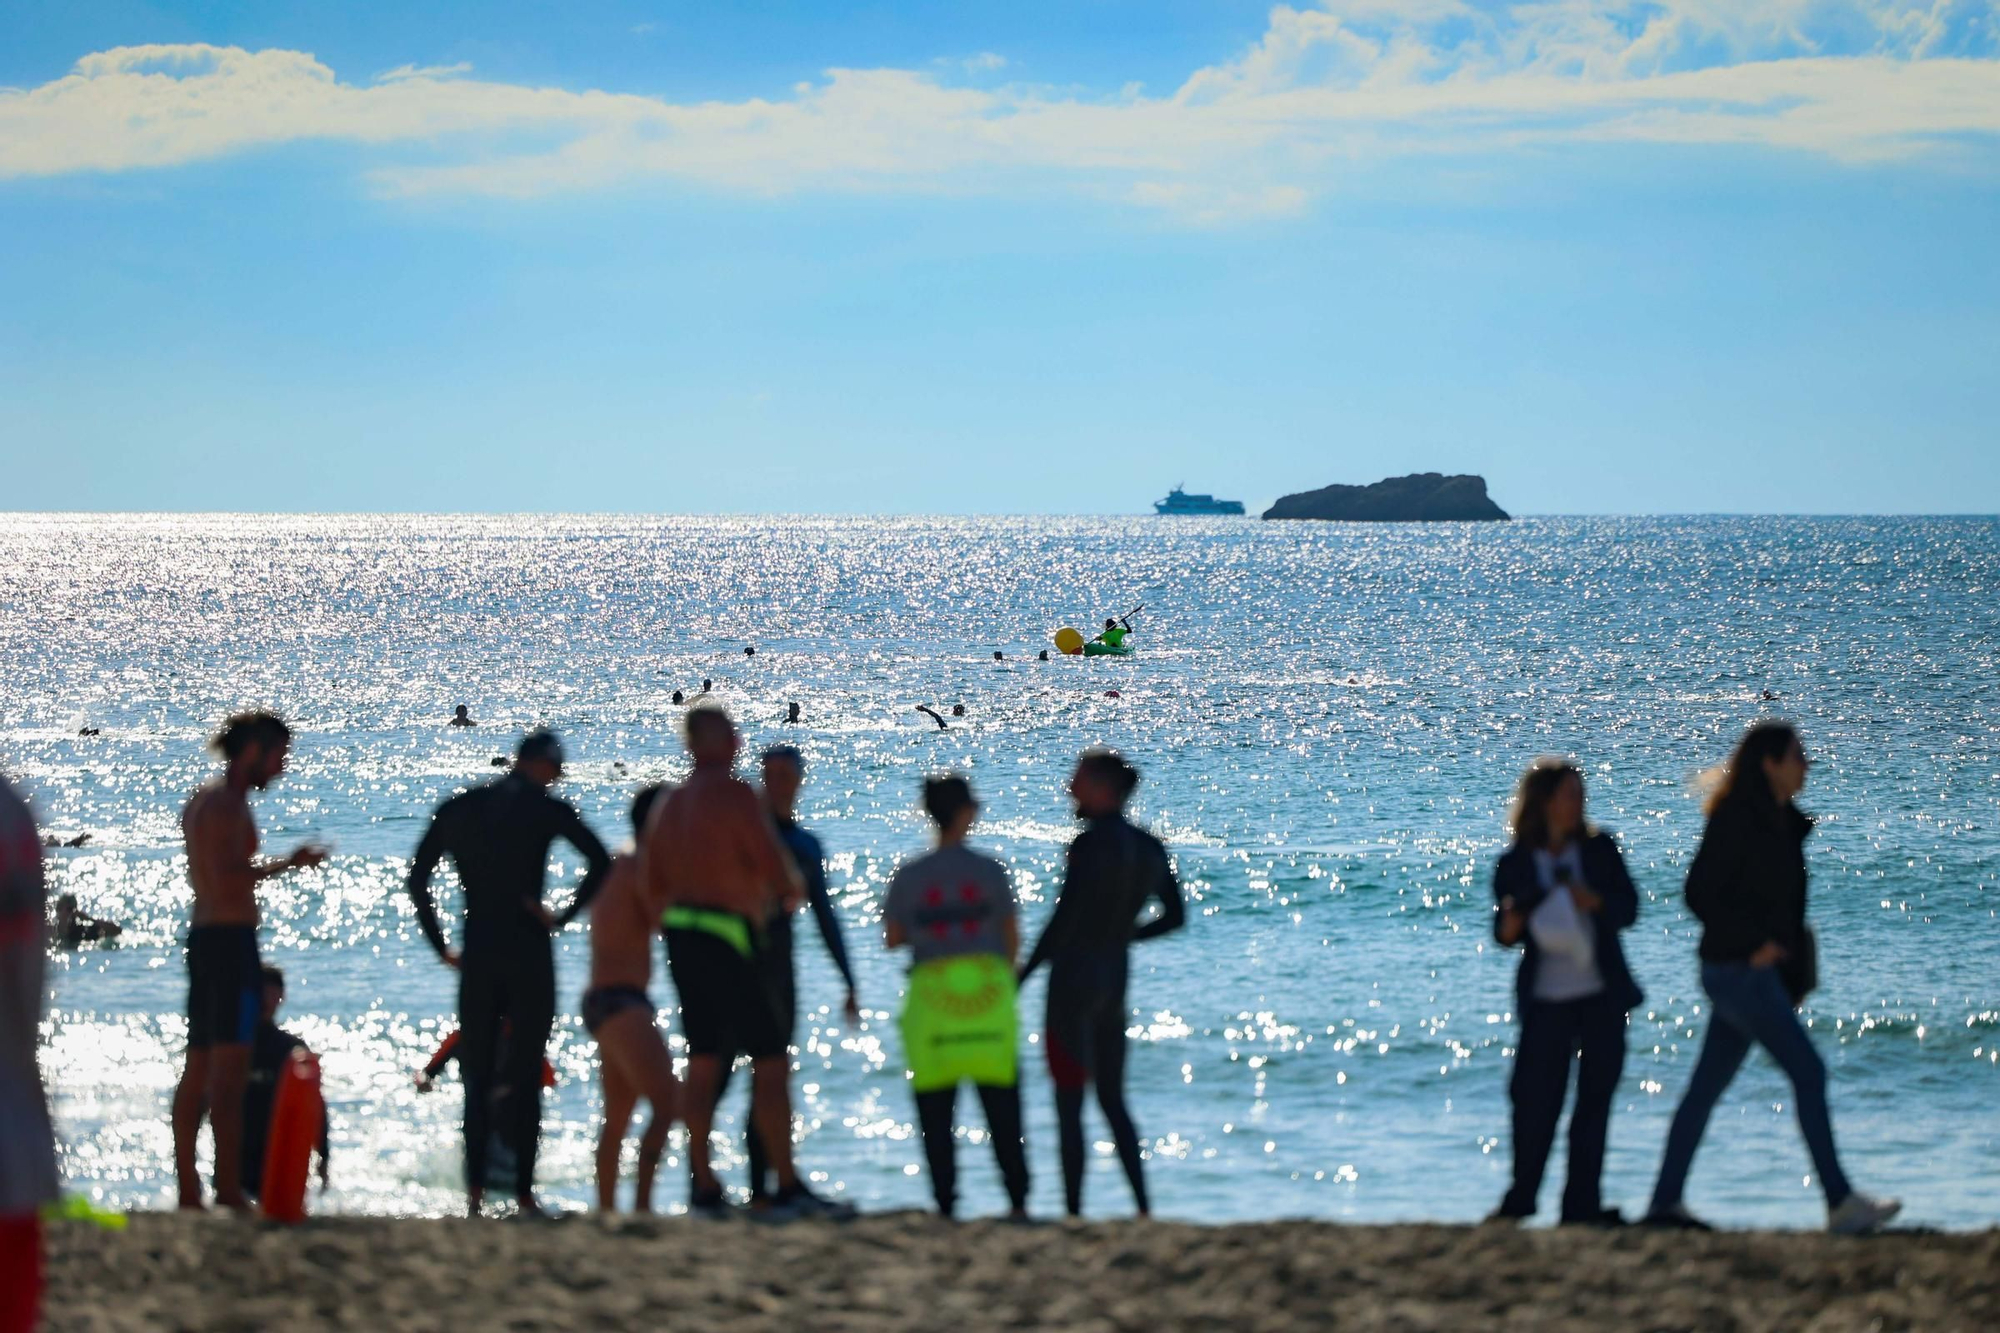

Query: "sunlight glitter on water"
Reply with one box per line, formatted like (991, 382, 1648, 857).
(4, 514, 1997, 1226)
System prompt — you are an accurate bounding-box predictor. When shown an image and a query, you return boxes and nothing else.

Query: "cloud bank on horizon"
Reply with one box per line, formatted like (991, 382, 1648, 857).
(3, 0, 1998, 221)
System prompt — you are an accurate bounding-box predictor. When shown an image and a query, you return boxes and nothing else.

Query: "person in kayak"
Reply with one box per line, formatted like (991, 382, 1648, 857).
(1020, 748, 1185, 1217)
(1095, 617, 1132, 649)
(885, 773, 1029, 1220)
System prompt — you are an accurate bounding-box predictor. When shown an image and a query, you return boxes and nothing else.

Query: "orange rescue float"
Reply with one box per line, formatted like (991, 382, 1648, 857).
(260, 1049, 323, 1225)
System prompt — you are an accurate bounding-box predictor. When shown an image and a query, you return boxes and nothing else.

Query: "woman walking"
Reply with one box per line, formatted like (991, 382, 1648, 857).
(1490, 758, 1643, 1225)
(1644, 722, 1900, 1233)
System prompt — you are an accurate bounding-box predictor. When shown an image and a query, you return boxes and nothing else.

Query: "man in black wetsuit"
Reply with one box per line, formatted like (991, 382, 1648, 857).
(713, 744, 861, 1208)
(1020, 748, 1185, 1217)
(406, 729, 611, 1217)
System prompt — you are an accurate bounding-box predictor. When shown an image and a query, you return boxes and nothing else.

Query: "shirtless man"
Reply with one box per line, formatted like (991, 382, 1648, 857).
(639, 706, 830, 1216)
(584, 783, 682, 1213)
(173, 711, 327, 1211)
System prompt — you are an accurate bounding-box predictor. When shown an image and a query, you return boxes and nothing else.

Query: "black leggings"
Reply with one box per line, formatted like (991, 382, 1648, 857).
(1046, 959, 1147, 1216)
(458, 937, 555, 1200)
(915, 1082, 1029, 1217)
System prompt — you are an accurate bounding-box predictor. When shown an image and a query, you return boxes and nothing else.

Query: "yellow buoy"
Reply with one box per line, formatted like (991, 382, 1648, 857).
(1053, 627, 1085, 655)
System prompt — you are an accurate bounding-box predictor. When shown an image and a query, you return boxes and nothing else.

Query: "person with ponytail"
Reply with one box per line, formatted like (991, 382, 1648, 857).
(1644, 722, 1900, 1234)
(1489, 758, 1642, 1225)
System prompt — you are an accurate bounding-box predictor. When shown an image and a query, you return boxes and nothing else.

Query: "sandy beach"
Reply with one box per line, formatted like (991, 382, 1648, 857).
(44, 1211, 2000, 1332)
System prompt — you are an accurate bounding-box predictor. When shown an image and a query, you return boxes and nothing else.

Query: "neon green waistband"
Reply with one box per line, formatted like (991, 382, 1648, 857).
(663, 905, 755, 958)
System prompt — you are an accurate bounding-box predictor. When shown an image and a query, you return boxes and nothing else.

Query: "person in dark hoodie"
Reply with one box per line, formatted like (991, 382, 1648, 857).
(1643, 722, 1900, 1234)
(1489, 759, 1641, 1226)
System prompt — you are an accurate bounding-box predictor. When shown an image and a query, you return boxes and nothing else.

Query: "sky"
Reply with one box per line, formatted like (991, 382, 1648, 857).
(2, 0, 1997, 515)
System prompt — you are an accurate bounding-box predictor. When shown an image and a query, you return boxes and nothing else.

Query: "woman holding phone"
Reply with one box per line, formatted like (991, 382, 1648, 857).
(1490, 758, 1643, 1225)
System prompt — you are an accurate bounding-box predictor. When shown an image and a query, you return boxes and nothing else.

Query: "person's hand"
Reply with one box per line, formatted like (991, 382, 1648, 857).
(414, 1073, 434, 1093)
(288, 844, 330, 872)
(843, 991, 861, 1024)
(1568, 882, 1604, 915)
(1749, 941, 1789, 969)
(441, 949, 462, 972)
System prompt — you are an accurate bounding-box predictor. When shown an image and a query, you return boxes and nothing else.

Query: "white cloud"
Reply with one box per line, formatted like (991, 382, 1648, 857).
(1, 3, 1996, 222)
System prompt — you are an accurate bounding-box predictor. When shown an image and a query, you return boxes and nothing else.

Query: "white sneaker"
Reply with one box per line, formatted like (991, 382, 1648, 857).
(1827, 1193, 1902, 1235)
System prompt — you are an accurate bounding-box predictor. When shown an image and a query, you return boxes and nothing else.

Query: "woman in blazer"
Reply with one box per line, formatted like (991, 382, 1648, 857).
(1491, 758, 1642, 1225)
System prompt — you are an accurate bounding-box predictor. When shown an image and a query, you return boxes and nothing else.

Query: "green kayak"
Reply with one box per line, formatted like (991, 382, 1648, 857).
(1082, 641, 1133, 657)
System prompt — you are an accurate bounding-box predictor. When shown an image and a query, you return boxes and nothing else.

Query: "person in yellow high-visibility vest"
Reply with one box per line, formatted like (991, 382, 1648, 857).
(884, 774, 1029, 1220)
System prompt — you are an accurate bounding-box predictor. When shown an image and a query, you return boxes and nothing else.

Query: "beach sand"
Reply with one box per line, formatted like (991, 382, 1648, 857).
(43, 1211, 1999, 1332)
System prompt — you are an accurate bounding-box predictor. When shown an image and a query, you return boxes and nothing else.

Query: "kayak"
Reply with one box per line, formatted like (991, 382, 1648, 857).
(1082, 641, 1133, 657)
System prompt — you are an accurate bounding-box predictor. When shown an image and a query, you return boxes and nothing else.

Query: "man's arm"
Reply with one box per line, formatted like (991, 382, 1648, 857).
(1019, 843, 1082, 980)
(798, 833, 858, 994)
(1133, 841, 1185, 942)
(405, 807, 456, 964)
(551, 803, 614, 928)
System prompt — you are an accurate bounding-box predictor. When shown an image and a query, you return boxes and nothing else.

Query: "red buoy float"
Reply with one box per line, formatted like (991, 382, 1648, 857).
(260, 1049, 323, 1225)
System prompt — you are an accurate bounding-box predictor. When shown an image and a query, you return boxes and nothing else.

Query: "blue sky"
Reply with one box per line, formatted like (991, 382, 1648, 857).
(2, 1, 1997, 514)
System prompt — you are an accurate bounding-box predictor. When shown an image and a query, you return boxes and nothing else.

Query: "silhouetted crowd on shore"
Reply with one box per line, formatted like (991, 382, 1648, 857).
(1, 705, 1904, 1331)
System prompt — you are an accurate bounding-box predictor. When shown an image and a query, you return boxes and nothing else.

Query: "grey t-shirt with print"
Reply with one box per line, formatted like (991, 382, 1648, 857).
(885, 843, 1016, 966)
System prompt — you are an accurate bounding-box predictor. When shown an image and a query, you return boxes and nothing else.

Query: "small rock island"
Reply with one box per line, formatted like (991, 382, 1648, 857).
(1262, 472, 1509, 522)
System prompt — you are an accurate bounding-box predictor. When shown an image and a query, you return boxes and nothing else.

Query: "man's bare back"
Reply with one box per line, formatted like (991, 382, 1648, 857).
(588, 853, 654, 991)
(182, 781, 262, 928)
(641, 769, 800, 919)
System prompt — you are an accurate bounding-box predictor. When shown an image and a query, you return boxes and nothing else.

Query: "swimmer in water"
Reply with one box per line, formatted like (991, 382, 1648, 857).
(916, 706, 948, 732)
(449, 705, 476, 728)
(53, 894, 122, 947)
(174, 711, 328, 1212)
(672, 690, 685, 706)
(787, 702, 801, 725)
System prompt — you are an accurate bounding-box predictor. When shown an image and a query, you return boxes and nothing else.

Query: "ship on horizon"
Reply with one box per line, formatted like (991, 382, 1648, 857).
(1154, 484, 1246, 516)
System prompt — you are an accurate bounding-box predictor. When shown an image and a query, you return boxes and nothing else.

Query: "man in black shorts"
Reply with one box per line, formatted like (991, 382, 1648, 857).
(175, 712, 327, 1211)
(640, 707, 845, 1216)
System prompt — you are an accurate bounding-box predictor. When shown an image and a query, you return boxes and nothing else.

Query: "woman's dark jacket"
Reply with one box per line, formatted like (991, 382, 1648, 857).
(1491, 831, 1644, 1012)
(1684, 794, 1813, 966)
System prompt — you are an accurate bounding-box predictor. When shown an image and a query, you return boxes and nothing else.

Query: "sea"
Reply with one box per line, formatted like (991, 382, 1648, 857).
(5, 513, 1996, 1228)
